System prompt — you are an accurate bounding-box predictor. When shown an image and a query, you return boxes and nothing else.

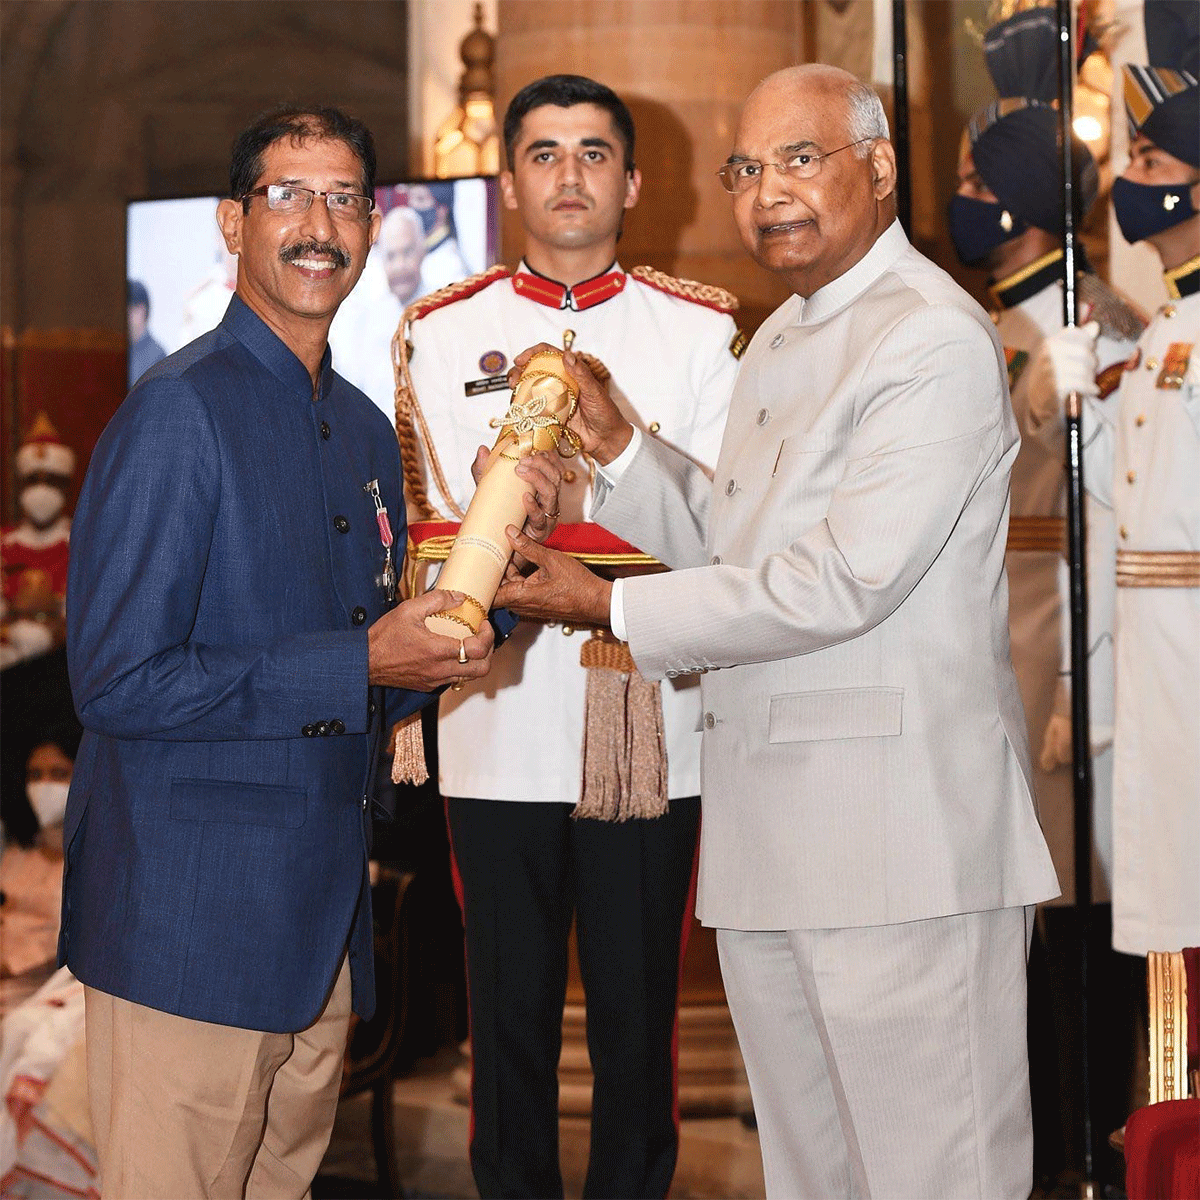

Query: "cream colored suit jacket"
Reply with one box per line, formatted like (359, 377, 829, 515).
(595, 223, 1060, 931)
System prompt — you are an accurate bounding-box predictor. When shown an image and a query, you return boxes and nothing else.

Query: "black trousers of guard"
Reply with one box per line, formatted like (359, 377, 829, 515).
(446, 795, 701, 1200)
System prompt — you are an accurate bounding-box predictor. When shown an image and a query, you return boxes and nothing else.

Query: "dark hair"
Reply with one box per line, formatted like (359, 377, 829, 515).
(28, 720, 83, 767)
(229, 104, 377, 204)
(503, 75, 635, 172)
(127, 279, 150, 313)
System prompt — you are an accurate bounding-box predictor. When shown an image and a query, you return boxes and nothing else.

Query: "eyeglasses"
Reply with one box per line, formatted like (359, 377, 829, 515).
(241, 184, 375, 221)
(716, 139, 874, 194)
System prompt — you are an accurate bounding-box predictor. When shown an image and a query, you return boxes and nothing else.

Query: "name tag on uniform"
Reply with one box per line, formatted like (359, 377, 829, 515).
(464, 376, 512, 397)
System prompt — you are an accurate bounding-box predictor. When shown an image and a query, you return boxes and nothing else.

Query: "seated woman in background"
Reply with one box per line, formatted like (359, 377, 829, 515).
(1, 719, 81, 1016)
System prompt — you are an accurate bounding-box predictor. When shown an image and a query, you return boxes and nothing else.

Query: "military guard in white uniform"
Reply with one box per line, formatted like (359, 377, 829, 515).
(1037, 0, 1199, 962)
(397, 76, 740, 1200)
(947, 9, 1147, 1188)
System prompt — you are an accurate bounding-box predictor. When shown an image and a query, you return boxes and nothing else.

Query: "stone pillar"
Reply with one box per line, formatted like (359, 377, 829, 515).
(496, 0, 816, 330)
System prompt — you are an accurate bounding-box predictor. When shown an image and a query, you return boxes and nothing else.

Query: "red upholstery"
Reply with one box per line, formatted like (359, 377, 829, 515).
(1124, 1098, 1200, 1200)
(408, 519, 648, 559)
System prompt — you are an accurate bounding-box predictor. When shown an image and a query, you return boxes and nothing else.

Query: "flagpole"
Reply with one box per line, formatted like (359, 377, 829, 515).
(892, 0, 911, 235)
(1054, 0, 1096, 1191)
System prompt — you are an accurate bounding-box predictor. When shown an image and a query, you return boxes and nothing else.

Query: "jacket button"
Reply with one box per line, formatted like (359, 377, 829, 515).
(666, 669, 679, 678)
(563, 469, 576, 483)
(320, 421, 331, 440)
(770, 333, 785, 349)
(302, 724, 317, 737)
(334, 515, 350, 533)
(725, 479, 737, 496)
(703, 711, 716, 729)
(361, 795, 369, 810)
(368, 700, 377, 716)
(756, 408, 770, 425)
(315, 721, 330, 736)
(649, 421, 661, 435)
(330, 719, 345, 735)
(711, 554, 722, 565)
(351, 607, 367, 626)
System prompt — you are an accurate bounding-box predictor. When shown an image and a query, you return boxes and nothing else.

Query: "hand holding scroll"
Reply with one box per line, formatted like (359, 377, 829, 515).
(509, 344, 634, 466)
(425, 347, 576, 641)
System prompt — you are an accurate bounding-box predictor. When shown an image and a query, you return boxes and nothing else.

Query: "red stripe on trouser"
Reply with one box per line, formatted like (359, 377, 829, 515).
(671, 809, 702, 1131)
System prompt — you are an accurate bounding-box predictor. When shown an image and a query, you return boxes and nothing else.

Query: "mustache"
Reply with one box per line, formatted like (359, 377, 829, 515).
(280, 241, 351, 268)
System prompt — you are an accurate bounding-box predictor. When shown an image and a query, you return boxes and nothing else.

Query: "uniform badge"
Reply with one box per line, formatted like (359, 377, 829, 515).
(729, 329, 748, 360)
(1157, 342, 1192, 390)
(479, 350, 507, 375)
(1004, 347, 1029, 390)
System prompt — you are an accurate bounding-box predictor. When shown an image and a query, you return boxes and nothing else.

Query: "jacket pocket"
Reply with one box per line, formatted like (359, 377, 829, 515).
(169, 777, 307, 829)
(768, 687, 903, 744)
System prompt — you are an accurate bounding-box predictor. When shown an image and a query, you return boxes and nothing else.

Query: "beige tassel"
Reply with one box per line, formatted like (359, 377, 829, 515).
(391, 711, 428, 785)
(576, 630, 668, 821)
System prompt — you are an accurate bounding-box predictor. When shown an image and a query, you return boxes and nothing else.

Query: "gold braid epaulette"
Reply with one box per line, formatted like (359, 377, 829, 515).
(392, 266, 513, 526)
(628, 265, 739, 314)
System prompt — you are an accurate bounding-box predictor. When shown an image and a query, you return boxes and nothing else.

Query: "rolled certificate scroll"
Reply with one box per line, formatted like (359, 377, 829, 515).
(425, 347, 579, 640)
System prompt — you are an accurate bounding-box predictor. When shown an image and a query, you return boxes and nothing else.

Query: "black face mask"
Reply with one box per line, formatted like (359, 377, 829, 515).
(947, 194, 1027, 267)
(1111, 175, 1199, 245)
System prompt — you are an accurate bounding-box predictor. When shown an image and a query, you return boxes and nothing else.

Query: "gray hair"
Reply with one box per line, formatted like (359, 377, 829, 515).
(846, 80, 890, 155)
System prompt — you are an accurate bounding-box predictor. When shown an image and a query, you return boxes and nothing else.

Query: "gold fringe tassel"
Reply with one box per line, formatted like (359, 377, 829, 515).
(575, 630, 668, 821)
(391, 710, 429, 786)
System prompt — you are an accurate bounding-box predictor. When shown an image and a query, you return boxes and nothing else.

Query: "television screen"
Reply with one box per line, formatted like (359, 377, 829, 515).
(125, 177, 500, 418)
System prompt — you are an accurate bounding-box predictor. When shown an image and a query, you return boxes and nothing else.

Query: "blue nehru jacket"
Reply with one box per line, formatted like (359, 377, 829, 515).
(62, 293, 432, 1034)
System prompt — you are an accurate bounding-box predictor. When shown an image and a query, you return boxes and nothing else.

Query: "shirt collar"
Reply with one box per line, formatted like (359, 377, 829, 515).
(797, 220, 910, 325)
(987, 246, 1095, 312)
(988, 249, 1064, 311)
(511, 261, 626, 311)
(1164, 254, 1200, 300)
(221, 293, 333, 399)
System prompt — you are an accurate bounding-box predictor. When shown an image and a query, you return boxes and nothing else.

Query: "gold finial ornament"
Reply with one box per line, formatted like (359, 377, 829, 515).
(434, 4, 499, 178)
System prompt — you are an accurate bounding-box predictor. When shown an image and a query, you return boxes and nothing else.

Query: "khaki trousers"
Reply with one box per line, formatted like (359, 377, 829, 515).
(717, 906, 1035, 1200)
(84, 955, 352, 1199)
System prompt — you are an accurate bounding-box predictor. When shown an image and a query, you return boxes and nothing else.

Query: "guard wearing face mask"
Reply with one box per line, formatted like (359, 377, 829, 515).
(2, 413, 74, 609)
(947, 14, 1146, 1188)
(1034, 0, 1199, 962)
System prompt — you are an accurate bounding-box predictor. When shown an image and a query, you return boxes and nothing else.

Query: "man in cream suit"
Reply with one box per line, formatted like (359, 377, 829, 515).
(497, 65, 1059, 1199)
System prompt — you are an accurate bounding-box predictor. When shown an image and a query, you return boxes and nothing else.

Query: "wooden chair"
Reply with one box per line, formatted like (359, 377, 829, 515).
(338, 866, 416, 1198)
(1123, 948, 1199, 1200)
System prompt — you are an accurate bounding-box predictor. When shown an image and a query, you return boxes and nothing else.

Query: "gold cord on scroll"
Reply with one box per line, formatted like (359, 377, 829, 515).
(424, 347, 580, 641)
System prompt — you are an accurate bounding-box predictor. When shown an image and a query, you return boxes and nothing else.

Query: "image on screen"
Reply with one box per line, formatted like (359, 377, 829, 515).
(126, 178, 500, 418)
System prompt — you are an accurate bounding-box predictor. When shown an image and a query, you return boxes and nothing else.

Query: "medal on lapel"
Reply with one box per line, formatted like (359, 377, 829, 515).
(364, 479, 396, 602)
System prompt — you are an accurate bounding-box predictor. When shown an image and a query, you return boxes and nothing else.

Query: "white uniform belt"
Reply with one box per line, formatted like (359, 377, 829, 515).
(1116, 550, 1200, 588)
(1006, 516, 1066, 554)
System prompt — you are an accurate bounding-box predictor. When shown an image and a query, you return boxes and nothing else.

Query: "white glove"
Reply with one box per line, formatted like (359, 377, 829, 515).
(1039, 712, 1074, 772)
(1026, 321, 1101, 432)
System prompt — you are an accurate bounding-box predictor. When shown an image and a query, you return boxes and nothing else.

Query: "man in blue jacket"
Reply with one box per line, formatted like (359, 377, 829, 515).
(63, 105, 559, 1198)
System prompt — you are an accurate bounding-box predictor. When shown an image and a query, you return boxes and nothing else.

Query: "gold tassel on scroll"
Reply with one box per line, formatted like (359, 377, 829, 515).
(576, 629, 668, 821)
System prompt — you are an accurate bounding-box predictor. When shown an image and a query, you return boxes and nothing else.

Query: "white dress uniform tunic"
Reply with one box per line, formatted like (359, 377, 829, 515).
(992, 252, 1141, 905)
(402, 262, 741, 1200)
(406, 264, 740, 804)
(1080, 277, 1200, 955)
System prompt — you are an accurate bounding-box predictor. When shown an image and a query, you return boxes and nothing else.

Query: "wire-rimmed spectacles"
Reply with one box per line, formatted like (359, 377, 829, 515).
(241, 184, 375, 221)
(716, 139, 874, 194)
